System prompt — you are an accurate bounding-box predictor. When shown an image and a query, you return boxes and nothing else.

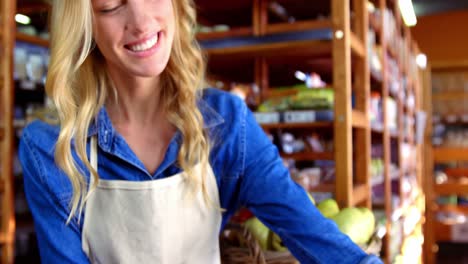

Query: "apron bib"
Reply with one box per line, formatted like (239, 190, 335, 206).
(82, 136, 222, 263)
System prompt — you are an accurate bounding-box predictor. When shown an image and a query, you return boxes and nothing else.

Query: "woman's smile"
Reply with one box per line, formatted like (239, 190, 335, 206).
(124, 32, 162, 58)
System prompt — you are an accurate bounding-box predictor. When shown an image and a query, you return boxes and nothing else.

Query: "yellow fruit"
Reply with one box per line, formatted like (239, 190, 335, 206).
(244, 217, 270, 250)
(317, 198, 340, 218)
(271, 232, 288, 252)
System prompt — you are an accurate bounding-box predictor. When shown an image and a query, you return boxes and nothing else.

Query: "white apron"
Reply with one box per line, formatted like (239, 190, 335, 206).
(82, 136, 222, 263)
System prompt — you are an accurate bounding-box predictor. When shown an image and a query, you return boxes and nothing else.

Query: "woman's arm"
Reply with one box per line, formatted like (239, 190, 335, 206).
(238, 104, 382, 264)
(19, 124, 90, 264)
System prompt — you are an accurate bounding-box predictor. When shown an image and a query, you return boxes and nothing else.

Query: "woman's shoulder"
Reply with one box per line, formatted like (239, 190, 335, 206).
(201, 88, 247, 119)
(19, 119, 60, 155)
(19, 120, 77, 208)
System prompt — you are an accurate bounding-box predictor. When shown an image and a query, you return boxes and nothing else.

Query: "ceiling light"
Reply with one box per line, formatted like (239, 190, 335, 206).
(15, 14, 31, 25)
(416, 53, 427, 69)
(398, 0, 417, 26)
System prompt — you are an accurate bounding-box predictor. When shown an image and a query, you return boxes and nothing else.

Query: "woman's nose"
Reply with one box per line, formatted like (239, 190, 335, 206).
(125, 1, 152, 35)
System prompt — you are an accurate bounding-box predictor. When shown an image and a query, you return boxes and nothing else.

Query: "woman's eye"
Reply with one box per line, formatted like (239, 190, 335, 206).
(100, 5, 121, 13)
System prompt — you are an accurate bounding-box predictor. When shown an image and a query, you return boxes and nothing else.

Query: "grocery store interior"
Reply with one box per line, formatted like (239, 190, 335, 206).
(1, 0, 468, 263)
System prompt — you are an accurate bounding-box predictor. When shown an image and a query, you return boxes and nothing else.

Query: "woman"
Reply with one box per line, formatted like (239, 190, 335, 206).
(19, 0, 383, 263)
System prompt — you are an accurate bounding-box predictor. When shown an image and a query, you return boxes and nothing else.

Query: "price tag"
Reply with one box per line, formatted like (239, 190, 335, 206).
(451, 221, 468, 242)
(254, 112, 280, 124)
(284, 111, 316, 123)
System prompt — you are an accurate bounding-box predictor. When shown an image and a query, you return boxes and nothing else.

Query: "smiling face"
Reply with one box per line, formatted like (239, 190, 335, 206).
(91, 0, 175, 78)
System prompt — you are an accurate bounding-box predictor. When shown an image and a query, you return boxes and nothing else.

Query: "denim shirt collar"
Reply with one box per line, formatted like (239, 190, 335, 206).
(87, 97, 225, 152)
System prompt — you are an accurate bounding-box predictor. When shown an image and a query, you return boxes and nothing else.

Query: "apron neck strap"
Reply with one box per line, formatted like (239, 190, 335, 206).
(90, 136, 98, 187)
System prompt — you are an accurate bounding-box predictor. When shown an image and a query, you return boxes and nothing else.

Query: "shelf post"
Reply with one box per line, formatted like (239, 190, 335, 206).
(422, 64, 435, 264)
(255, 57, 269, 103)
(253, 0, 267, 36)
(379, 0, 392, 263)
(0, 0, 17, 262)
(332, 0, 353, 207)
(352, 0, 371, 208)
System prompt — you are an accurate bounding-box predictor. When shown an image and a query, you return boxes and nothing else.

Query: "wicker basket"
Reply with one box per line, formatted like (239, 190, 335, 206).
(220, 223, 299, 264)
(220, 222, 383, 263)
(361, 230, 383, 256)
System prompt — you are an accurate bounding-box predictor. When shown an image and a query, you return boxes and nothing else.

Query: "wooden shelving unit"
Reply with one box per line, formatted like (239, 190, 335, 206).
(3, 1, 51, 262)
(368, 0, 425, 263)
(424, 63, 468, 264)
(0, 0, 17, 262)
(433, 147, 468, 162)
(3, 0, 424, 262)
(15, 32, 49, 47)
(199, 0, 424, 262)
(280, 152, 334, 161)
(200, 0, 372, 207)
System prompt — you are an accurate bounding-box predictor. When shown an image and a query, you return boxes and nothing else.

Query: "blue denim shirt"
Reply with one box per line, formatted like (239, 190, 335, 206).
(19, 88, 382, 263)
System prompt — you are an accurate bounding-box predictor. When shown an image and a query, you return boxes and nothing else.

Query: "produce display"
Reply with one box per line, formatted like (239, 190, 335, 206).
(322, 204, 376, 246)
(241, 193, 315, 252)
(257, 87, 334, 113)
(244, 217, 270, 250)
(316, 198, 339, 218)
(241, 196, 378, 254)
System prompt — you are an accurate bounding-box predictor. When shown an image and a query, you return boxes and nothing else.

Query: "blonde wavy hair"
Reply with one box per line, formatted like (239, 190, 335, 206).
(46, 0, 211, 223)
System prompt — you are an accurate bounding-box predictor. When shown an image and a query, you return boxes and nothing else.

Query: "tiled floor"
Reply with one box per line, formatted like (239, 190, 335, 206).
(437, 243, 468, 264)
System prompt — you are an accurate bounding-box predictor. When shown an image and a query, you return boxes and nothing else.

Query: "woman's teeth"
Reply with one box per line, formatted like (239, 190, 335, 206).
(128, 35, 158, 52)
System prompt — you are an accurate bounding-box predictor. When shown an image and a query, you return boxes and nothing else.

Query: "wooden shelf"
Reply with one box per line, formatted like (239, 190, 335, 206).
(434, 182, 468, 196)
(281, 152, 333, 161)
(434, 220, 468, 242)
(204, 38, 332, 58)
(202, 27, 364, 59)
(265, 19, 332, 35)
(351, 110, 368, 128)
(433, 147, 468, 162)
(433, 91, 468, 101)
(352, 184, 370, 206)
(261, 121, 332, 130)
(350, 32, 366, 59)
(16, 32, 49, 47)
(196, 27, 253, 41)
(444, 168, 468, 178)
(434, 221, 452, 242)
(310, 183, 335, 193)
(436, 205, 468, 215)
